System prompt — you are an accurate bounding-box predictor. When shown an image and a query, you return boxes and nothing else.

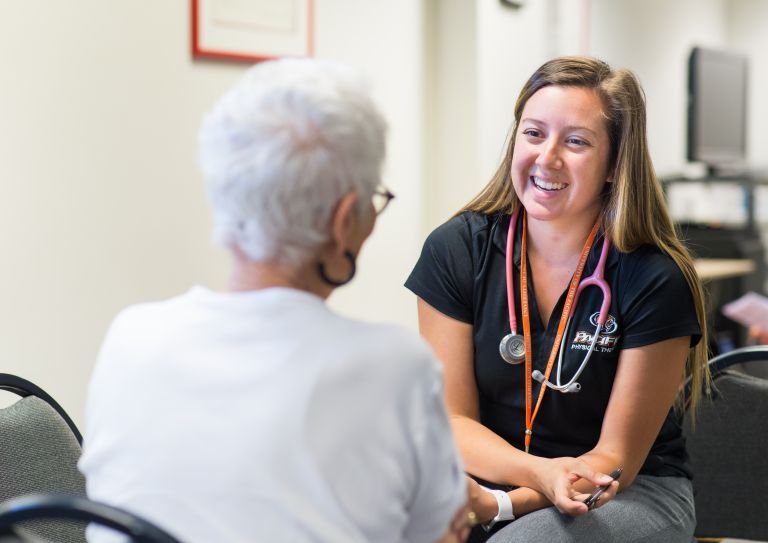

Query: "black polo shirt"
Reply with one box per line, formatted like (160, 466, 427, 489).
(405, 211, 701, 478)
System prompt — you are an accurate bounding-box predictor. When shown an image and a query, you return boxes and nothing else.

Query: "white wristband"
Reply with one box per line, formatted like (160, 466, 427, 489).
(478, 486, 515, 531)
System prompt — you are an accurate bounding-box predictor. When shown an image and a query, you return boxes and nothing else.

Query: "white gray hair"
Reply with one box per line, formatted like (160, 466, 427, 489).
(199, 58, 387, 267)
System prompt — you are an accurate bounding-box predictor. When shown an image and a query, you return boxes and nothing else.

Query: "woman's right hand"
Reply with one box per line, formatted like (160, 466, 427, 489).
(466, 476, 501, 523)
(532, 457, 618, 516)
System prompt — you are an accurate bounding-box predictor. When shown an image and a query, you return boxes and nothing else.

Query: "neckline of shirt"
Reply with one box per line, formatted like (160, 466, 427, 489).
(187, 285, 326, 306)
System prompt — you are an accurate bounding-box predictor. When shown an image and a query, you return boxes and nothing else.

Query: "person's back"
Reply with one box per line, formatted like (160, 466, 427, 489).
(79, 57, 467, 543)
(80, 286, 464, 542)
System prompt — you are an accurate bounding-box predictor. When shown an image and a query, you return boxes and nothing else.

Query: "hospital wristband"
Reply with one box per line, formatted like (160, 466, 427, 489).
(479, 486, 515, 531)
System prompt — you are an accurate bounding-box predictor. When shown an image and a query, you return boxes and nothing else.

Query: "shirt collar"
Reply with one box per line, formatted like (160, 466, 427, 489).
(492, 211, 618, 272)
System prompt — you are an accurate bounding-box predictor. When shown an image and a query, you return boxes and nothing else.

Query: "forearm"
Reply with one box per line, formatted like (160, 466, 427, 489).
(508, 486, 549, 517)
(469, 478, 549, 523)
(451, 415, 543, 489)
(483, 484, 596, 521)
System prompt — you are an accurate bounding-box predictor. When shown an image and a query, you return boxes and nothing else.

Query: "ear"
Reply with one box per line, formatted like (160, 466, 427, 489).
(329, 192, 360, 255)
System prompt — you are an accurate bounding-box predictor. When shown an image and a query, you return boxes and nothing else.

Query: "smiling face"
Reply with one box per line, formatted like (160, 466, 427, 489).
(511, 85, 612, 229)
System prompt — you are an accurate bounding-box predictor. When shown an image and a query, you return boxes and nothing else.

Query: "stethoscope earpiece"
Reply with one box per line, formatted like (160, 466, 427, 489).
(532, 369, 582, 393)
(566, 382, 582, 393)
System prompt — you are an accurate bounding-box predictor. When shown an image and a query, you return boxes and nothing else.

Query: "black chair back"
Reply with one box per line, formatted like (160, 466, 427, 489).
(0, 374, 81, 444)
(683, 346, 768, 541)
(0, 494, 181, 543)
(0, 374, 86, 542)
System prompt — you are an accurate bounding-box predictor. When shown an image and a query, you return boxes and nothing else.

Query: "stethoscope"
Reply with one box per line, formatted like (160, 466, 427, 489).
(498, 207, 612, 393)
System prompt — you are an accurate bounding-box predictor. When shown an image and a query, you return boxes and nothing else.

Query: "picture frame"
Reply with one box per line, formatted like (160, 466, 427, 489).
(191, 0, 314, 63)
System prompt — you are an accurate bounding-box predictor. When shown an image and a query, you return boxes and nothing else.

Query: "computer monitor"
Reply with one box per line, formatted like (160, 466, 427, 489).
(687, 46, 749, 175)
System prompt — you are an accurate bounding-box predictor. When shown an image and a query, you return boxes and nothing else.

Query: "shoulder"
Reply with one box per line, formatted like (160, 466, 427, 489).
(104, 294, 191, 340)
(425, 211, 498, 246)
(613, 243, 693, 308)
(615, 244, 688, 285)
(613, 243, 701, 346)
(619, 243, 674, 263)
(85, 297, 189, 422)
(102, 302, 166, 342)
(93, 291, 202, 373)
(415, 210, 503, 276)
(407, 212, 504, 322)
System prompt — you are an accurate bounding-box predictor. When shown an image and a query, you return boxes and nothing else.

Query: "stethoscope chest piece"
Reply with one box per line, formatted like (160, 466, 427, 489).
(499, 333, 525, 364)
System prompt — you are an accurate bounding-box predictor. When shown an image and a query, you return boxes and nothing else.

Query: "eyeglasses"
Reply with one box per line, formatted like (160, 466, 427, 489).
(372, 187, 395, 216)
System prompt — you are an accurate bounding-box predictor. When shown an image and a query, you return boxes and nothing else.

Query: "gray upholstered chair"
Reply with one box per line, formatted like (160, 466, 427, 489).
(0, 494, 181, 543)
(683, 346, 768, 542)
(0, 374, 86, 542)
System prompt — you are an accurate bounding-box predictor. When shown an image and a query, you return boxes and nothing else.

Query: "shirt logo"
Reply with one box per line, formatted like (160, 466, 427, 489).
(589, 312, 618, 334)
(570, 312, 620, 352)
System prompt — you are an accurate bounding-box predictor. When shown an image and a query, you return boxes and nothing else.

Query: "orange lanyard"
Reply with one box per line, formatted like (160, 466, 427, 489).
(520, 212, 601, 453)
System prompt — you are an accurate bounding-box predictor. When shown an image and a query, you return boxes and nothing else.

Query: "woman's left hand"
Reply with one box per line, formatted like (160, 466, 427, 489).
(534, 457, 618, 515)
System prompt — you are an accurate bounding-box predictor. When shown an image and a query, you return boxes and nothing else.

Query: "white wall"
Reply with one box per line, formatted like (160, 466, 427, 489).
(726, 0, 768, 172)
(0, 1, 236, 420)
(725, 0, 768, 283)
(0, 0, 427, 424)
(423, 0, 477, 230)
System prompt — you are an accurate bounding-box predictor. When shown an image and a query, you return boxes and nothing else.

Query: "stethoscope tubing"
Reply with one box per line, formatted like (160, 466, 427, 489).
(505, 207, 522, 336)
(504, 208, 613, 393)
(570, 230, 612, 326)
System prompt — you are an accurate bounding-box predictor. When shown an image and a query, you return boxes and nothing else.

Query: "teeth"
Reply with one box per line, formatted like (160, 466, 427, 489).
(532, 176, 566, 191)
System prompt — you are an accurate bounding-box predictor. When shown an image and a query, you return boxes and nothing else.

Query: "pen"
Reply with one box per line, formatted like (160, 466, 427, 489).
(584, 467, 622, 509)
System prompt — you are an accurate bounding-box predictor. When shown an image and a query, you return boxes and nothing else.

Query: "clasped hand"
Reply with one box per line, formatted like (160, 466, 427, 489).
(467, 457, 619, 523)
(534, 457, 619, 515)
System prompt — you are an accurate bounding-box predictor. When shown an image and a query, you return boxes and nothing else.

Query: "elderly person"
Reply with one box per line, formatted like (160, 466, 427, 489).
(79, 58, 469, 543)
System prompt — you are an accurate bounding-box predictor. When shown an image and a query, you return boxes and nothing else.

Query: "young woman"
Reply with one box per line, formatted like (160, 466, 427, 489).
(406, 56, 709, 542)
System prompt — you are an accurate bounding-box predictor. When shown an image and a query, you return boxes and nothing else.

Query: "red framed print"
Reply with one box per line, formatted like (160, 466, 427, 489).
(191, 0, 314, 62)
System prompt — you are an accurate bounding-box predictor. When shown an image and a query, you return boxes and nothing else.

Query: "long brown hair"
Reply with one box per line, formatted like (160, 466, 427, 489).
(462, 56, 710, 415)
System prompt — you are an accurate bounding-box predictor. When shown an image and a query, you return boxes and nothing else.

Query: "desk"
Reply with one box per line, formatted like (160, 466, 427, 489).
(694, 258, 757, 352)
(694, 258, 756, 281)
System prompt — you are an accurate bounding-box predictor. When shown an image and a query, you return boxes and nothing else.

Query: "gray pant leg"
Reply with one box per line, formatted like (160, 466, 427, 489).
(487, 475, 695, 543)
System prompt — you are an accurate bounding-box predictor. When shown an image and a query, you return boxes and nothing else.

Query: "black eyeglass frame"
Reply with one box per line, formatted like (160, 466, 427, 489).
(373, 187, 395, 216)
